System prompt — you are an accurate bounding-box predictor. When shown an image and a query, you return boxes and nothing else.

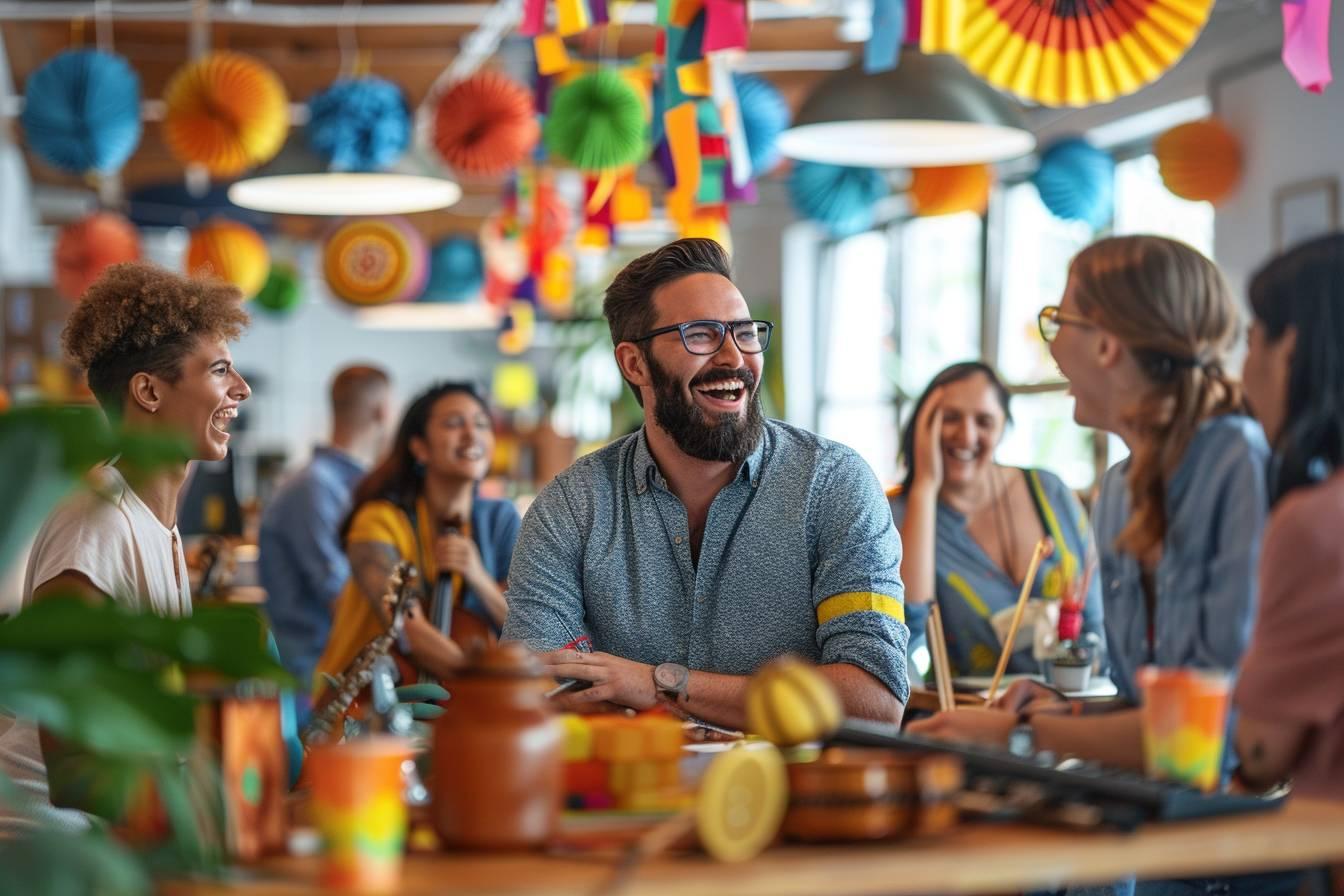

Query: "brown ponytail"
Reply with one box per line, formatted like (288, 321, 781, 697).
(1068, 236, 1244, 559)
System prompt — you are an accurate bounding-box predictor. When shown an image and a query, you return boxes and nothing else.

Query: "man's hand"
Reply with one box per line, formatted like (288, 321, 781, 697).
(905, 707, 1017, 748)
(540, 649, 657, 713)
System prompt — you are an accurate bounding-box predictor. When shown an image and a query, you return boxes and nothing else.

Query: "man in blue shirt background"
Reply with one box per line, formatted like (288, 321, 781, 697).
(260, 365, 392, 704)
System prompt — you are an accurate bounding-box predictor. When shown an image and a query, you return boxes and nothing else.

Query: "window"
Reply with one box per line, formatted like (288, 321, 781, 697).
(1113, 153, 1214, 256)
(895, 212, 983, 395)
(995, 183, 1093, 386)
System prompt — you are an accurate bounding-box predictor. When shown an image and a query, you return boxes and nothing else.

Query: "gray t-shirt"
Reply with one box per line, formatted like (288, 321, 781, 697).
(503, 420, 910, 702)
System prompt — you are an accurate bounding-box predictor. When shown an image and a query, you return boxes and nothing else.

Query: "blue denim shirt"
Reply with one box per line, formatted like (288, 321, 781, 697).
(1093, 414, 1270, 704)
(503, 421, 911, 702)
(260, 446, 365, 687)
(891, 468, 1105, 677)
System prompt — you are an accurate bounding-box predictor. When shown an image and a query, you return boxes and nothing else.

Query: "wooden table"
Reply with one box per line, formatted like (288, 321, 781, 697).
(164, 797, 1344, 896)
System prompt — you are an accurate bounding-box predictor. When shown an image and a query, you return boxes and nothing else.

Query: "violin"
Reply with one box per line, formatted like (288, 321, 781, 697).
(782, 747, 963, 842)
(392, 515, 498, 686)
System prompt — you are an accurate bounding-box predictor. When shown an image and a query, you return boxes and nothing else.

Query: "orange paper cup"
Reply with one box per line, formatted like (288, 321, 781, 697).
(1137, 666, 1231, 792)
(307, 736, 413, 894)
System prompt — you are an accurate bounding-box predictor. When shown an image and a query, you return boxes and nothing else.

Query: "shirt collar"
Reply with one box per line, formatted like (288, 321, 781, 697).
(631, 424, 767, 495)
(314, 445, 367, 477)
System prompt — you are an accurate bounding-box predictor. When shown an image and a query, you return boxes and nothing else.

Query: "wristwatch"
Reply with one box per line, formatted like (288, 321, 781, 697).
(652, 662, 691, 703)
(1008, 714, 1036, 758)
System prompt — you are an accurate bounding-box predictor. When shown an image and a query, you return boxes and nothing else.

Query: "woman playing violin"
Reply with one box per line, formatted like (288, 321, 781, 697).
(315, 382, 520, 688)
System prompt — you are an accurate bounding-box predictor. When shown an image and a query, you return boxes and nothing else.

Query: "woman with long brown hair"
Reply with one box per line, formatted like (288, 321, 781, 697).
(314, 382, 519, 689)
(911, 235, 1267, 765)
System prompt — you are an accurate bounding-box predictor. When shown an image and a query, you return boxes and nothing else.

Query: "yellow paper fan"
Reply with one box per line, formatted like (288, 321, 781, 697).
(957, 0, 1214, 107)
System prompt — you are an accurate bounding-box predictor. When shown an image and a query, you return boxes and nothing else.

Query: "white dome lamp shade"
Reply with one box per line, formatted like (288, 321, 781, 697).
(777, 53, 1036, 169)
(227, 138, 461, 216)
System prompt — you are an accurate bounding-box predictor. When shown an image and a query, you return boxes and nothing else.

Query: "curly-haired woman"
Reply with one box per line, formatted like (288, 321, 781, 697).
(0, 261, 251, 832)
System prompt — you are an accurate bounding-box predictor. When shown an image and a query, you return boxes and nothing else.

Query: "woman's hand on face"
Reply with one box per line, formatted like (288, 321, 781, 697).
(912, 388, 945, 490)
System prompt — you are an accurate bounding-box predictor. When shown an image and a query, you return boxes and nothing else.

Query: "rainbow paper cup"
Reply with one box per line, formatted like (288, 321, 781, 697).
(308, 736, 413, 894)
(1137, 667, 1231, 792)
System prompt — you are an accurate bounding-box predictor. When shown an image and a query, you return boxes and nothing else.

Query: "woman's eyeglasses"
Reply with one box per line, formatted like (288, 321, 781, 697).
(1037, 305, 1095, 344)
(631, 319, 774, 356)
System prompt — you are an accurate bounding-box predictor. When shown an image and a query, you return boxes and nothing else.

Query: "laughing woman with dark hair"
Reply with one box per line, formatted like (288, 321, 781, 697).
(892, 361, 1105, 681)
(1234, 233, 1344, 807)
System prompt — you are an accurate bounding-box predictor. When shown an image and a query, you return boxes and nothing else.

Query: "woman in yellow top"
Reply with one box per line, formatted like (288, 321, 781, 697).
(315, 382, 520, 690)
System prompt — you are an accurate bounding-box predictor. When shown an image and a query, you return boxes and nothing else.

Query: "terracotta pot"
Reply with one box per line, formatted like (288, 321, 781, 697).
(431, 642, 562, 849)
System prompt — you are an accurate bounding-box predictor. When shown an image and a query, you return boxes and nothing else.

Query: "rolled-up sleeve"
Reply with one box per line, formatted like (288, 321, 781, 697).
(809, 452, 910, 703)
(502, 479, 589, 652)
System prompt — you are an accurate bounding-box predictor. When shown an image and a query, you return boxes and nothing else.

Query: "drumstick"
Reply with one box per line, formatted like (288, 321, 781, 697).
(984, 538, 1053, 706)
(927, 604, 955, 713)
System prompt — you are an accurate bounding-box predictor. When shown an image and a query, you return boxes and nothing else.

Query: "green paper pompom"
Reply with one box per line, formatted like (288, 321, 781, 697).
(543, 69, 648, 171)
(254, 262, 302, 315)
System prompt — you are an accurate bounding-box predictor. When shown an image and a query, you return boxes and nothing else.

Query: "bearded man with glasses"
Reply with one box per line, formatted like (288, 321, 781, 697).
(503, 238, 909, 730)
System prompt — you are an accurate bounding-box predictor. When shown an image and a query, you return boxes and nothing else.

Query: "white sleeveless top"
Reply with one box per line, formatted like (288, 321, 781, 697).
(0, 466, 191, 835)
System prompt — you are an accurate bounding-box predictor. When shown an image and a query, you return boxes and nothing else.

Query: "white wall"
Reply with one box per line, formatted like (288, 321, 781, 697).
(1213, 12, 1344, 299)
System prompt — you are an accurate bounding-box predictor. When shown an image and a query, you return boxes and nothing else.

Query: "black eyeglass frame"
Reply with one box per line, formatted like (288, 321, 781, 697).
(629, 319, 775, 356)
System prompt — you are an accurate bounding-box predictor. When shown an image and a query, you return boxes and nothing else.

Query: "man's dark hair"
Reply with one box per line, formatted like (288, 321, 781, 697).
(602, 238, 733, 404)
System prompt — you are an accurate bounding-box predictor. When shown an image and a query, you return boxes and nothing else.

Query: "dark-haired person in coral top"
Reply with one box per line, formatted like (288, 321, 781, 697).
(1234, 233, 1344, 815)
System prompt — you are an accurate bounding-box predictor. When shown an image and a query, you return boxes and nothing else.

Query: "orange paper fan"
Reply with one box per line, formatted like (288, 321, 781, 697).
(162, 52, 290, 177)
(958, 0, 1214, 108)
(431, 72, 540, 178)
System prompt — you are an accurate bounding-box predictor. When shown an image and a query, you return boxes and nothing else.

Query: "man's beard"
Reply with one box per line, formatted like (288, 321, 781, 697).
(647, 351, 764, 464)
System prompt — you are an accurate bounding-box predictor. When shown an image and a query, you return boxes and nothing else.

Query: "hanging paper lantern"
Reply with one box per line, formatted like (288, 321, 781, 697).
(544, 69, 648, 171)
(959, 0, 1213, 107)
(431, 71, 539, 178)
(162, 52, 290, 177)
(1032, 138, 1115, 229)
(187, 220, 271, 299)
(21, 49, 141, 176)
(306, 77, 411, 172)
(492, 361, 539, 410)
(254, 263, 303, 315)
(1154, 119, 1242, 204)
(909, 164, 993, 217)
(424, 236, 485, 303)
(53, 212, 142, 302)
(732, 74, 790, 178)
(788, 162, 887, 238)
(323, 217, 428, 306)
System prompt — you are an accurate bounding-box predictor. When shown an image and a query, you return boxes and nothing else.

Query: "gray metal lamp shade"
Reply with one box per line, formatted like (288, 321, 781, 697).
(777, 53, 1036, 168)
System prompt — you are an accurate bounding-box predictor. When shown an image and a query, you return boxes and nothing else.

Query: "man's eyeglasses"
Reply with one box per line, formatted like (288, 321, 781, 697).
(631, 319, 774, 356)
(1037, 305, 1095, 344)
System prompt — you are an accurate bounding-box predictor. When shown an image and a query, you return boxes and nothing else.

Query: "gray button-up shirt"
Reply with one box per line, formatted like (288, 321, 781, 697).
(503, 420, 910, 702)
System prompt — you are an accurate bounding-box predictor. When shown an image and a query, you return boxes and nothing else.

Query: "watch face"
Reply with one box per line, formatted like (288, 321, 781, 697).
(654, 663, 687, 691)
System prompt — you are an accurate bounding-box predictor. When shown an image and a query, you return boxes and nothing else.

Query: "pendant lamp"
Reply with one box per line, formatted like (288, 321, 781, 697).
(777, 53, 1035, 168)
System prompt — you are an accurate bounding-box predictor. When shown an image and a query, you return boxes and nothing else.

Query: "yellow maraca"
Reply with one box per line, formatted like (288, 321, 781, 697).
(745, 655, 845, 746)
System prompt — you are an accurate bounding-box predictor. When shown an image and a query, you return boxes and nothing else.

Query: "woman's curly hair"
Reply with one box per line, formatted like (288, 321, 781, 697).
(62, 261, 249, 415)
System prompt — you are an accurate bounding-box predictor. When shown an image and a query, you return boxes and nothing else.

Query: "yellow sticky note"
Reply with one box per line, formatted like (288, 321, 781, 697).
(683, 214, 731, 253)
(613, 180, 652, 223)
(676, 60, 712, 96)
(670, 0, 704, 28)
(577, 223, 611, 249)
(534, 34, 571, 76)
(665, 186, 694, 226)
(557, 0, 592, 36)
(663, 101, 701, 199)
